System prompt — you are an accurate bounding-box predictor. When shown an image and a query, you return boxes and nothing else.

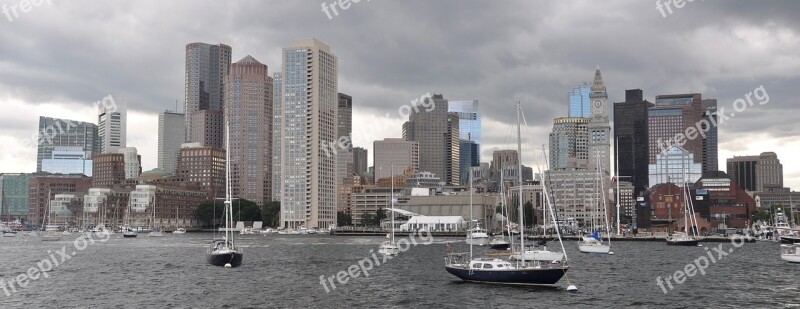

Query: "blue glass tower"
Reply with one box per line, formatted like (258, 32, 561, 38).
(569, 84, 591, 118)
(448, 100, 481, 185)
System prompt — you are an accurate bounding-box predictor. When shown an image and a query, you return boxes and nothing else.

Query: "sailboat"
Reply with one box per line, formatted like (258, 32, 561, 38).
(378, 163, 400, 256)
(666, 180, 700, 246)
(578, 154, 613, 254)
(445, 102, 573, 287)
(40, 189, 62, 241)
(207, 121, 243, 268)
(509, 146, 565, 263)
(122, 198, 137, 238)
(489, 169, 511, 250)
(148, 194, 164, 237)
(173, 206, 186, 234)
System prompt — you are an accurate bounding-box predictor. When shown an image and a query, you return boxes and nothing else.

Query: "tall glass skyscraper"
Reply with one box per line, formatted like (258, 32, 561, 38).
(449, 100, 481, 185)
(569, 84, 591, 118)
(280, 39, 338, 229)
(271, 72, 282, 202)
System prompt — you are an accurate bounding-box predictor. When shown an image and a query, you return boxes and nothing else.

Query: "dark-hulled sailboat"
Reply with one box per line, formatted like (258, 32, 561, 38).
(207, 121, 243, 268)
(445, 102, 572, 288)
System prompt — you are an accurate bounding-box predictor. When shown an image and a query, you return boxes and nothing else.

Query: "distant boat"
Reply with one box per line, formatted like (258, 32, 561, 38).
(466, 224, 490, 246)
(578, 157, 613, 255)
(378, 163, 399, 256)
(40, 189, 61, 241)
(122, 198, 137, 238)
(666, 181, 700, 247)
(578, 232, 611, 254)
(780, 244, 800, 263)
(147, 193, 164, 238)
(173, 228, 187, 234)
(207, 121, 243, 268)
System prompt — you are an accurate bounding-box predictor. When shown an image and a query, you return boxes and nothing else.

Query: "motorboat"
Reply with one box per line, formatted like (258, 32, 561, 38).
(666, 232, 699, 246)
(780, 244, 800, 263)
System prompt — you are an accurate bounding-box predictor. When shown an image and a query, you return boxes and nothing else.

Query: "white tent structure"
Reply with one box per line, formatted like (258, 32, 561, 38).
(400, 215, 467, 232)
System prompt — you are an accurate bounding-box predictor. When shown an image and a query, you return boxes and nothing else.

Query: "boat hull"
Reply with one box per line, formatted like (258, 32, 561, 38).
(666, 239, 699, 246)
(207, 252, 243, 267)
(466, 237, 490, 246)
(445, 265, 568, 286)
(123, 233, 138, 238)
(489, 242, 511, 250)
(780, 236, 800, 244)
(578, 243, 610, 254)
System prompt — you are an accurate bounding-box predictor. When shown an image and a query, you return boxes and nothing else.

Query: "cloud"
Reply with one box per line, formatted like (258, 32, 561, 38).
(0, 0, 798, 189)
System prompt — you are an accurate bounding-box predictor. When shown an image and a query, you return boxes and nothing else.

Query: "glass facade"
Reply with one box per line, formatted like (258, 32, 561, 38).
(448, 100, 481, 185)
(35, 117, 99, 173)
(569, 85, 590, 118)
(271, 72, 282, 202)
(41, 146, 93, 176)
(0, 174, 30, 217)
(648, 146, 702, 186)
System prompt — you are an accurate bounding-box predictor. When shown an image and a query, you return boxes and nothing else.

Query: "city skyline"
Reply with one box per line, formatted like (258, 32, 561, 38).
(1, 1, 799, 190)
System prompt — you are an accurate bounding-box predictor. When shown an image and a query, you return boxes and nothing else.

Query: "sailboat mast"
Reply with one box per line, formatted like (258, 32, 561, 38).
(516, 102, 525, 258)
(391, 162, 395, 245)
(615, 137, 620, 235)
(469, 160, 473, 259)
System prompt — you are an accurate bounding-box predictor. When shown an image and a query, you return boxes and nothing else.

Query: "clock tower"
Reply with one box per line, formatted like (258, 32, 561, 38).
(588, 67, 611, 175)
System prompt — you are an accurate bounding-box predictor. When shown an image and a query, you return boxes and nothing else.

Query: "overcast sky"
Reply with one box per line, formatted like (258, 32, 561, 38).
(1, 0, 799, 189)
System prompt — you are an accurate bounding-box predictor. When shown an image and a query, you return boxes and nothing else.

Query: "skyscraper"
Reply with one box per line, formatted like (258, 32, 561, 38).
(701, 99, 719, 173)
(337, 93, 354, 185)
(224, 55, 273, 206)
(613, 89, 652, 196)
(373, 138, 419, 181)
(548, 117, 589, 170)
(727, 152, 785, 192)
(35, 116, 100, 173)
(353, 147, 368, 179)
(184, 43, 232, 144)
(727, 155, 758, 191)
(271, 72, 283, 202)
(158, 111, 185, 175)
(98, 98, 126, 154)
(649, 93, 703, 167)
(449, 100, 481, 185)
(402, 94, 460, 185)
(569, 84, 591, 118)
(280, 39, 338, 229)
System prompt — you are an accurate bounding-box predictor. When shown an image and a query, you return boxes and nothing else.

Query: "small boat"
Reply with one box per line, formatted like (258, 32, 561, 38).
(148, 230, 164, 237)
(666, 232, 699, 246)
(466, 225, 490, 246)
(378, 240, 400, 256)
(780, 244, 800, 263)
(578, 233, 611, 254)
(2, 230, 16, 237)
(780, 232, 800, 244)
(40, 189, 62, 241)
(173, 228, 187, 234)
(123, 228, 138, 238)
(489, 237, 510, 250)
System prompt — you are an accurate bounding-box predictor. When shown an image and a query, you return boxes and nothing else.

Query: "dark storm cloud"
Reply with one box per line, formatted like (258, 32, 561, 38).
(0, 0, 798, 165)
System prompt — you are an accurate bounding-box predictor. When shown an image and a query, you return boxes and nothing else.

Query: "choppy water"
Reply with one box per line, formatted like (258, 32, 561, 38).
(0, 233, 797, 308)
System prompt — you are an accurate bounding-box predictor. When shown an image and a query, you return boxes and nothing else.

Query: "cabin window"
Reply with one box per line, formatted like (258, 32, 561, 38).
(473, 263, 482, 269)
(483, 264, 493, 269)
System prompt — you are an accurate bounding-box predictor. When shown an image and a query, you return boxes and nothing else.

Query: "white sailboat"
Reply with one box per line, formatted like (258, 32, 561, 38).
(578, 154, 613, 254)
(172, 204, 186, 234)
(40, 189, 61, 241)
(666, 179, 700, 246)
(489, 169, 511, 250)
(122, 197, 137, 238)
(378, 163, 400, 256)
(465, 171, 489, 247)
(147, 193, 164, 237)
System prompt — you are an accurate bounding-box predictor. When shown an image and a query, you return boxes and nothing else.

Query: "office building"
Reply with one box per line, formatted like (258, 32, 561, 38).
(184, 42, 232, 144)
(28, 174, 92, 227)
(569, 84, 591, 118)
(280, 39, 338, 229)
(353, 147, 368, 179)
(449, 100, 481, 185)
(613, 89, 652, 197)
(190, 110, 224, 149)
(403, 94, 460, 185)
(649, 93, 703, 166)
(35, 116, 100, 173)
(271, 72, 283, 202)
(726, 152, 784, 192)
(648, 146, 703, 186)
(373, 138, 419, 181)
(337, 93, 354, 185)
(158, 111, 185, 175)
(224, 55, 273, 206)
(41, 146, 93, 176)
(0, 173, 30, 218)
(549, 117, 589, 170)
(701, 99, 719, 173)
(98, 98, 126, 153)
(176, 143, 226, 200)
